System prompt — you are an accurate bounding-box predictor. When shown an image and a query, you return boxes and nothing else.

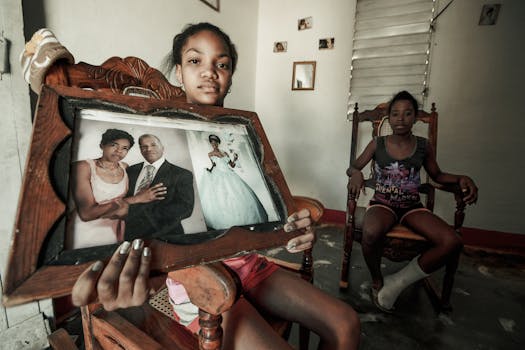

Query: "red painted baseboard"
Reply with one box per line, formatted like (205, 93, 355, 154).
(321, 208, 346, 225)
(321, 209, 525, 254)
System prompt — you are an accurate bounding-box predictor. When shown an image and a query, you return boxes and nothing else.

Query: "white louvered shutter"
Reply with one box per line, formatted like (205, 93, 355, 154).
(348, 0, 436, 116)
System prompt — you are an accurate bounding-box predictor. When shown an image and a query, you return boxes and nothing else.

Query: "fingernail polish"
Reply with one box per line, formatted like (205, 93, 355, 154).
(119, 241, 131, 254)
(92, 261, 104, 271)
(133, 239, 143, 250)
(143, 247, 151, 257)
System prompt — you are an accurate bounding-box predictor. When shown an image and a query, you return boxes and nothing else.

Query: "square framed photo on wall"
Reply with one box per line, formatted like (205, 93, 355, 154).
(292, 61, 316, 90)
(298, 16, 313, 30)
(200, 0, 220, 12)
(273, 41, 287, 53)
(319, 37, 335, 50)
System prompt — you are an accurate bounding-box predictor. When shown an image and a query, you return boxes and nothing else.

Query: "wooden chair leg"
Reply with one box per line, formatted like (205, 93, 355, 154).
(198, 310, 223, 350)
(441, 249, 461, 310)
(340, 197, 356, 289)
(301, 247, 314, 283)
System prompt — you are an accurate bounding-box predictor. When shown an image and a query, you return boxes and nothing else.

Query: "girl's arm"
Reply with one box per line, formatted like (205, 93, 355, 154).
(72, 161, 120, 221)
(228, 152, 238, 168)
(423, 143, 478, 204)
(206, 154, 216, 172)
(347, 139, 376, 199)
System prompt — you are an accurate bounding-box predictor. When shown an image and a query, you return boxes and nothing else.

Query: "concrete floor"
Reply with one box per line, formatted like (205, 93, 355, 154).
(60, 224, 524, 349)
(266, 225, 525, 350)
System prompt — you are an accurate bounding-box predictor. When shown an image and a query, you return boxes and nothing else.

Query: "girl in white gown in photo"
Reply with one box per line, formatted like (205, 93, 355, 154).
(198, 134, 268, 230)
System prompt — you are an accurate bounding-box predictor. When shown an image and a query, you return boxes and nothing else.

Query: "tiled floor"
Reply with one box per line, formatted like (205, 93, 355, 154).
(268, 225, 525, 350)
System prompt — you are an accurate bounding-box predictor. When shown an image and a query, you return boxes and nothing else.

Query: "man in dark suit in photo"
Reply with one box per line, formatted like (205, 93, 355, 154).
(124, 134, 194, 241)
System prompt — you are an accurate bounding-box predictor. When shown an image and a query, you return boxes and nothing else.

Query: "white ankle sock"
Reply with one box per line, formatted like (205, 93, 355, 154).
(377, 256, 429, 309)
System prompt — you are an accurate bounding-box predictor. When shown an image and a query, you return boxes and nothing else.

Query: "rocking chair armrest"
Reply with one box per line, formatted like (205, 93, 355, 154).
(168, 262, 240, 316)
(424, 182, 467, 205)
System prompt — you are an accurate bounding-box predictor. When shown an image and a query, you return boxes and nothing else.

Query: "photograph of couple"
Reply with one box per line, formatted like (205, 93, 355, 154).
(65, 109, 280, 250)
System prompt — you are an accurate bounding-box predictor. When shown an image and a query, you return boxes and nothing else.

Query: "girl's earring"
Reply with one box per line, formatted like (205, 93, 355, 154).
(228, 88, 231, 94)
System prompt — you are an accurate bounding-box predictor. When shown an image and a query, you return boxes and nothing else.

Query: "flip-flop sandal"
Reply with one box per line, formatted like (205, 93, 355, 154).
(370, 287, 394, 314)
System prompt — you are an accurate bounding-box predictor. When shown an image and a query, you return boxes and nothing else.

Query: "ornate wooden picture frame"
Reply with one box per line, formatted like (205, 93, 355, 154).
(200, 0, 220, 12)
(2, 85, 297, 306)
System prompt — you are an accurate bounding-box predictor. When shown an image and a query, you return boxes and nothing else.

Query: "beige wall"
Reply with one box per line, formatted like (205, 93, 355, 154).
(255, 0, 524, 234)
(36, 0, 259, 110)
(427, 0, 525, 233)
(255, 0, 357, 213)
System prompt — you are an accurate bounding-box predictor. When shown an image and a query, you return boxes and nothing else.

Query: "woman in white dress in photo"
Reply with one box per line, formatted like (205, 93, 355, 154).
(198, 134, 268, 230)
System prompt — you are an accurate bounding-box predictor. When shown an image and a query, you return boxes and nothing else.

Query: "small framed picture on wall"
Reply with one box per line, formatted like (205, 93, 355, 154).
(273, 41, 287, 53)
(200, 0, 220, 12)
(478, 4, 501, 25)
(298, 16, 313, 31)
(319, 37, 335, 50)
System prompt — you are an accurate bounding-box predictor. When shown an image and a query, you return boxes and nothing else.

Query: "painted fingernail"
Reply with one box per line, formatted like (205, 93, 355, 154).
(284, 223, 295, 232)
(133, 239, 143, 250)
(119, 241, 131, 254)
(92, 261, 104, 272)
(143, 247, 151, 257)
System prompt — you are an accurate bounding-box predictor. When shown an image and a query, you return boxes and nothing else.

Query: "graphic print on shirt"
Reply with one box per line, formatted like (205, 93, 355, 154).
(373, 161, 421, 208)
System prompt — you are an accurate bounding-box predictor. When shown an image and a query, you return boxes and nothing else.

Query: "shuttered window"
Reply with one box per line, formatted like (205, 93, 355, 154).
(348, 0, 436, 115)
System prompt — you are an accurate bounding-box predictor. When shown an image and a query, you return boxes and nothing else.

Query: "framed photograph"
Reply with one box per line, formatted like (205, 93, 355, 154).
(199, 0, 220, 12)
(292, 61, 316, 91)
(319, 37, 335, 50)
(298, 16, 313, 31)
(2, 85, 298, 306)
(273, 41, 287, 53)
(479, 4, 501, 25)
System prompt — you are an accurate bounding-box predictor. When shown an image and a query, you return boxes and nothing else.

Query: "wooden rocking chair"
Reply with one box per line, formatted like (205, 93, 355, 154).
(340, 102, 468, 311)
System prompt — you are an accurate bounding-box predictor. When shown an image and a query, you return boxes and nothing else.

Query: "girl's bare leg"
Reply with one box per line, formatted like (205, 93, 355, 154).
(402, 210, 463, 273)
(361, 206, 397, 289)
(245, 269, 360, 350)
(375, 210, 462, 309)
(221, 297, 293, 350)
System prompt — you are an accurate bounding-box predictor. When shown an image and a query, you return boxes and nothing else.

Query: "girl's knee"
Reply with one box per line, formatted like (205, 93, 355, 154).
(331, 304, 360, 338)
(332, 306, 360, 348)
(361, 225, 386, 247)
(439, 231, 463, 254)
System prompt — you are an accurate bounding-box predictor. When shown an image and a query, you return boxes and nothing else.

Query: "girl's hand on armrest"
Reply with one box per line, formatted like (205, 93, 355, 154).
(284, 208, 315, 253)
(348, 170, 365, 199)
(459, 176, 478, 205)
(71, 239, 152, 311)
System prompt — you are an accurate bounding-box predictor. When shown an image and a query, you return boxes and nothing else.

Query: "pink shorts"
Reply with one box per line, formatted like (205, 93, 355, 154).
(223, 253, 279, 292)
(166, 254, 278, 334)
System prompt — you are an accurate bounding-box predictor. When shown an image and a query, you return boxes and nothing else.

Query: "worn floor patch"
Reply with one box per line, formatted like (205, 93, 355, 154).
(498, 318, 516, 332)
(477, 265, 493, 277)
(313, 259, 332, 268)
(360, 312, 388, 323)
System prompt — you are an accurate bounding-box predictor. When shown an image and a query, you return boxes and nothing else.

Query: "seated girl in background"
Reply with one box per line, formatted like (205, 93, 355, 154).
(347, 90, 478, 312)
(73, 22, 360, 349)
